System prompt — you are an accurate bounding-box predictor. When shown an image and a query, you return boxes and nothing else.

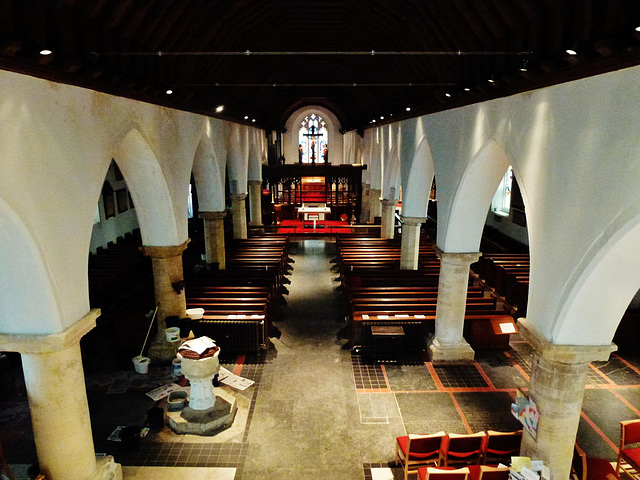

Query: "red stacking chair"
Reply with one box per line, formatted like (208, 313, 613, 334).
(418, 466, 470, 480)
(618, 419, 640, 478)
(442, 432, 486, 466)
(574, 443, 619, 480)
(396, 432, 447, 480)
(482, 430, 522, 464)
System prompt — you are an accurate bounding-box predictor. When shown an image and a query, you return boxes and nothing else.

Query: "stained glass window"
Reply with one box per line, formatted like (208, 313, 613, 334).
(298, 113, 328, 164)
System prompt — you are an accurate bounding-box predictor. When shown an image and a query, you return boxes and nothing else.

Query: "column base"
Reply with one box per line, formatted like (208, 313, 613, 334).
(87, 455, 122, 480)
(147, 337, 179, 363)
(429, 337, 475, 365)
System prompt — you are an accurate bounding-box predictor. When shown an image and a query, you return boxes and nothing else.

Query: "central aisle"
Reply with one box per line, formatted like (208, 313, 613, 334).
(242, 239, 404, 479)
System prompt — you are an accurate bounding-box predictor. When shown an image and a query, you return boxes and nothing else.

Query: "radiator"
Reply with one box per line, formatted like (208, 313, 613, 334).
(192, 319, 265, 353)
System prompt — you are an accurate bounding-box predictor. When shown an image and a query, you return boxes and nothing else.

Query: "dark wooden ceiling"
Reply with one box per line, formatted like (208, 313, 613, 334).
(1, 0, 640, 132)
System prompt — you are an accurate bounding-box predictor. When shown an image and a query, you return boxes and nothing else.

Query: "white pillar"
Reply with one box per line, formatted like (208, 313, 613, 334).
(400, 216, 425, 270)
(199, 211, 226, 269)
(231, 193, 248, 239)
(370, 188, 382, 223)
(248, 180, 263, 227)
(0, 311, 122, 480)
(380, 199, 396, 239)
(429, 247, 481, 364)
(518, 320, 616, 480)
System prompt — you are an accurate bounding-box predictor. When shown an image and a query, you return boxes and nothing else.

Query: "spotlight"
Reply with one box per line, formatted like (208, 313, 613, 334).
(165, 89, 173, 95)
(251, 119, 256, 123)
(215, 105, 224, 113)
(445, 92, 451, 98)
(39, 49, 52, 56)
(380, 116, 384, 120)
(244, 115, 249, 120)
(405, 107, 411, 112)
(566, 49, 577, 56)
(464, 87, 471, 92)
(519, 59, 528, 72)
(372, 119, 376, 123)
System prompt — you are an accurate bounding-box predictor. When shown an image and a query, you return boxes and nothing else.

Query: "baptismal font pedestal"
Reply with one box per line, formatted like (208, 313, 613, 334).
(167, 337, 237, 435)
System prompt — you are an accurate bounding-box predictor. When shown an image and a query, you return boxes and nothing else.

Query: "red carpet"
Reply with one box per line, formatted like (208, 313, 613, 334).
(277, 219, 351, 234)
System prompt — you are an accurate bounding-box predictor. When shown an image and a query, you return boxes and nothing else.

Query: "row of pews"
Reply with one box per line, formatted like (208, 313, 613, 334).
(336, 235, 516, 357)
(473, 253, 530, 314)
(185, 235, 292, 354)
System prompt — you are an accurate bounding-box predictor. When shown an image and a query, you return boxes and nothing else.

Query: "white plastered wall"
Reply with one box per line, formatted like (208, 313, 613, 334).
(0, 70, 260, 334)
(192, 118, 229, 212)
(283, 105, 343, 165)
(227, 123, 250, 194)
(381, 124, 401, 200)
(399, 117, 434, 218)
(370, 64, 640, 345)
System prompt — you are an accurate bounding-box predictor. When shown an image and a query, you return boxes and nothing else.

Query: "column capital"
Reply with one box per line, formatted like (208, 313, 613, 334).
(401, 216, 426, 227)
(381, 198, 396, 207)
(140, 239, 190, 258)
(0, 308, 100, 353)
(248, 179, 263, 187)
(230, 193, 248, 201)
(199, 210, 227, 220)
(518, 318, 617, 364)
(434, 246, 481, 264)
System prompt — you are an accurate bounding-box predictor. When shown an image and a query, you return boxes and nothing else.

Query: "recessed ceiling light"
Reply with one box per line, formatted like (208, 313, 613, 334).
(566, 49, 577, 55)
(166, 89, 173, 95)
(380, 116, 384, 120)
(488, 78, 495, 83)
(372, 119, 376, 123)
(251, 119, 256, 123)
(244, 115, 249, 120)
(445, 93, 451, 98)
(464, 87, 471, 92)
(405, 107, 411, 112)
(39, 49, 52, 56)
(636, 26, 640, 32)
(215, 105, 224, 113)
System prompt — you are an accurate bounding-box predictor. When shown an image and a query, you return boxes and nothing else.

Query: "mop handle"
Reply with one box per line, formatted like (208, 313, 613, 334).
(139, 303, 159, 358)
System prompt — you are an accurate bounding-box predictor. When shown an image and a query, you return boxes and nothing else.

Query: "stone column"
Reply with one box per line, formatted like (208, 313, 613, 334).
(140, 240, 190, 361)
(400, 216, 425, 270)
(0, 310, 122, 480)
(231, 193, 248, 239)
(199, 211, 226, 269)
(380, 199, 396, 239)
(518, 320, 616, 480)
(248, 180, 263, 227)
(429, 247, 481, 364)
(370, 188, 382, 223)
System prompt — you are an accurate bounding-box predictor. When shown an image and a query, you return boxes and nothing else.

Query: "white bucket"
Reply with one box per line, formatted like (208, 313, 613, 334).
(132, 356, 150, 374)
(186, 307, 205, 320)
(172, 357, 182, 376)
(165, 327, 180, 342)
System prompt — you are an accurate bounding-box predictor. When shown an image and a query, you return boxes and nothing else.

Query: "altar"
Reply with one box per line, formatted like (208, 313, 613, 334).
(297, 204, 331, 231)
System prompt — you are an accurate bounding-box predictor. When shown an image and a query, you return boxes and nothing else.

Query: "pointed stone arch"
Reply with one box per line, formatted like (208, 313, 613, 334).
(439, 140, 512, 252)
(112, 126, 180, 246)
(0, 196, 61, 334)
(552, 199, 640, 345)
(193, 134, 226, 212)
(402, 136, 435, 218)
(283, 105, 343, 165)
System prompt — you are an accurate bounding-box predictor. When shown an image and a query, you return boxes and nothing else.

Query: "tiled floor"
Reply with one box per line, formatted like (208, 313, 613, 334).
(2, 238, 640, 479)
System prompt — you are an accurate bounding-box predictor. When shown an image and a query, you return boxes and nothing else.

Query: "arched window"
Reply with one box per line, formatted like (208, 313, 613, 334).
(491, 166, 513, 216)
(298, 113, 328, 164)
